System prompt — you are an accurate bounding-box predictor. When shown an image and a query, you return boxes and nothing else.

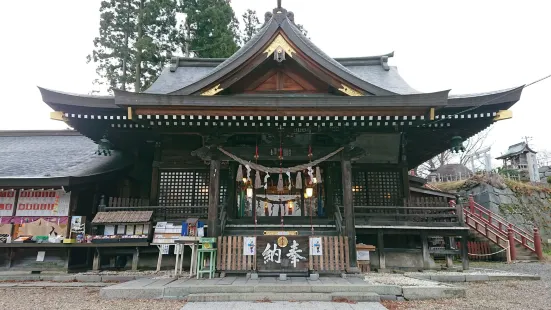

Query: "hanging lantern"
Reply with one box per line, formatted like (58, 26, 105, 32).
(306, 187, 313, 198)
(288, 200, 293, 215)
(450, 136, 466, 153)
(312, 177, 318, 184)
(242, 177, 248, 184)
(246, 186, 253, 198)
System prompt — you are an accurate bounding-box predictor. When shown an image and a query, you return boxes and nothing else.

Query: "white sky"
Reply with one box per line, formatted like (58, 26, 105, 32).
(1, 0, 550, 164)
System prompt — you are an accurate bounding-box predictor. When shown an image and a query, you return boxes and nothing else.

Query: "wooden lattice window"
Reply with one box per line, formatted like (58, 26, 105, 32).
(158, 170, 209, 207)
(365, 171, 402, 206)
(352, 171, 368, 206)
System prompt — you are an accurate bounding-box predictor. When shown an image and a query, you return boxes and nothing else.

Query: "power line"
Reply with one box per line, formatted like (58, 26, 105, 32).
(424, 73, 551, 125)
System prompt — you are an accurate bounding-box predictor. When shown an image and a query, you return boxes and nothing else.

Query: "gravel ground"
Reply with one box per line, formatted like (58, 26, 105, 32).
(383, 261, 551, 310)
(0, 287, 185, 310)
(365, 273, 444, 287)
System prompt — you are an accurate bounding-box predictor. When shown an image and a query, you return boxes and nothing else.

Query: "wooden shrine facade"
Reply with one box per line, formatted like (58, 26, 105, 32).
(37, 3, 524, 271)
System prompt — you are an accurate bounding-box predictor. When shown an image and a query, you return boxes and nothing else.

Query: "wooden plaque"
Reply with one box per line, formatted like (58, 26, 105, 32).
(256, 236, 309, 273)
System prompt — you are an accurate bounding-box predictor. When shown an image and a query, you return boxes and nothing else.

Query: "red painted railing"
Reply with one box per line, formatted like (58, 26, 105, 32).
(457, 195, 543, 261)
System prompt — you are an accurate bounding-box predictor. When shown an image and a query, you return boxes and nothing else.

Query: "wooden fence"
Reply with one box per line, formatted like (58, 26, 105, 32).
(309, 236, 350, 272)
(216, 236, 350, 273)
(217, 236, 256, 272)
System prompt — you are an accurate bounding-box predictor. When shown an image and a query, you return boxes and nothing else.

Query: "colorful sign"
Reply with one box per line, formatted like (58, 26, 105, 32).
(256, 236, 309, 273)
(16, 190, 71, 216)
(243, 237, 256, 255)
(0, 190, 16, 217)
(309, 237, 323, 256)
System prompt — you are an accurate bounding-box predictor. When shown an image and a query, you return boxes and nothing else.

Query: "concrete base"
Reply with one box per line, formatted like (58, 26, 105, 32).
(402, 286, 466, 300)
(99, 275, 467, 301)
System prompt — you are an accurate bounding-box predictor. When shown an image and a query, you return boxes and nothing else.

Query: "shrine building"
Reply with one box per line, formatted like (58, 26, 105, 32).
(0, 4, 522, 273)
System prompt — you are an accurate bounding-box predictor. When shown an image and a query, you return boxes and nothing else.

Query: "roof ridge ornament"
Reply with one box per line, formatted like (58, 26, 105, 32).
(264, 34, 296, 59)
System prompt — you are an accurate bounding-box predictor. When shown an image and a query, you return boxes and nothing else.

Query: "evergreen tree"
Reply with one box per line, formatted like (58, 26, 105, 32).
(241, 9, 260, 44)
(181, 0, 240, 58)
(87, 0, 180, 92)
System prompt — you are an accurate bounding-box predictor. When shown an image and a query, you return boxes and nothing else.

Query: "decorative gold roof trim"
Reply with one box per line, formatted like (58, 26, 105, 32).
(50, 111, 67, 122)
(338, 84, 363, 96)
(263, 34, 296, 58)
(201, 84, 224, 96)
(494, 110, 512, 121)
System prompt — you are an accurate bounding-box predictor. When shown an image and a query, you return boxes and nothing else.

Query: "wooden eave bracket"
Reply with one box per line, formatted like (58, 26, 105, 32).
(50, 111, 67, 122)
(494, 110, 512, 121)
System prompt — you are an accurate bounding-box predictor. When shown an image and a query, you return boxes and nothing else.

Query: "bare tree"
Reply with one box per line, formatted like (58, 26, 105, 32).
(416, 128, 492, 177)
(537, 149, 551, 168)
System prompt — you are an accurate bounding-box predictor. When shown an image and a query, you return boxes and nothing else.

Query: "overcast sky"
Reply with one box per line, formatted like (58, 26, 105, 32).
(1, 0, 550, 165)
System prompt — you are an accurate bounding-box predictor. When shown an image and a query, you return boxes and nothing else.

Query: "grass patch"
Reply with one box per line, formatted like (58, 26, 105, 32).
(503, 178, 551, 195)
(430, 179, 466, 192)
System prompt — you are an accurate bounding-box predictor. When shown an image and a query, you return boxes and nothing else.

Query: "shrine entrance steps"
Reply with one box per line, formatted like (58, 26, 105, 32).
(100, 275, 465, 302)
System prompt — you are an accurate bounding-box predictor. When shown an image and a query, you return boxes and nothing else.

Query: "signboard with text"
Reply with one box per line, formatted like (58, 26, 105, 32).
(0, 190, 16, 217)
(256, 236, 309, 273)
(16, 190, 71, 216)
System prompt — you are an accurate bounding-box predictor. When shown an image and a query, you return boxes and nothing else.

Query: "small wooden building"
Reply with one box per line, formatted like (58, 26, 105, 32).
(20, 4, 525, 272)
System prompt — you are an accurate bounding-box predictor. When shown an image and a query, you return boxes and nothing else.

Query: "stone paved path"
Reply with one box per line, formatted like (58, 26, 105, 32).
(181, 301, 388, 310)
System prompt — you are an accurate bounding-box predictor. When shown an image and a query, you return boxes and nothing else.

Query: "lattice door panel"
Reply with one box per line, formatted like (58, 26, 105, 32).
(366, 171, 402, 206)
(158, 170, 209, 217)
(352, 171, 368, 206)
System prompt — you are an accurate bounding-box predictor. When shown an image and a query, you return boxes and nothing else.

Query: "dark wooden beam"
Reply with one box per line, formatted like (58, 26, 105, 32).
(149, 142, 161, 206)
(377, 229, 386, 270)
(208, 159, 221, 237)
(421, 231, 430, 269)
(341, 156, 358, 270)
(461, 232, 469, 270)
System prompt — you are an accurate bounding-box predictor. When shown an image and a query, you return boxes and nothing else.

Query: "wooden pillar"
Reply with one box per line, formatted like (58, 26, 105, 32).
(377, 229, 385, 270)
(227, 162, 237, 219)
(149, 142, 162, 206)
(325, 163, 336, 218)
(342, 158, 357, 269)
(132, 247, 139, 271)
(461, 232, 469, 270)
(444, 237, 454, 267)
(208, 159, 221, 237)
(421, 232, 430, 269)
(400, 133, 410, 205)
(92, 249, 100, 271)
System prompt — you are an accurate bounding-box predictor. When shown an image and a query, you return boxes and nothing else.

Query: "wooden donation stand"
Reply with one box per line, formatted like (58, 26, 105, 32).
(356, 243, 376, 272)
(152, 219, 203, 276)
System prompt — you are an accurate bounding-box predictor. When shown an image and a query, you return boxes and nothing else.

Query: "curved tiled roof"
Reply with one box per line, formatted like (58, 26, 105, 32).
(0, 131, 131, 185)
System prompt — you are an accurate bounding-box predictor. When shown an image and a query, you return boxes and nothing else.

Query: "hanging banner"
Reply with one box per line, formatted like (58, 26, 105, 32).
(310, 237, 323, 256)
(16, 190, 71, 217)
(243, 237, 256, 255)
(0, 190, 16, 217)
(256, 236, 309, 273)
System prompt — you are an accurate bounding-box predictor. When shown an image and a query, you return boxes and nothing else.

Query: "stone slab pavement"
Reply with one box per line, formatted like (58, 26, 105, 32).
(181, 301, 388, 310)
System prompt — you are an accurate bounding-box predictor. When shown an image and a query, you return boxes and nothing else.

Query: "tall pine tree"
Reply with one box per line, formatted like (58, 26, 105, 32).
(181, 0, 240, 58)
(87, 0, 180, 92)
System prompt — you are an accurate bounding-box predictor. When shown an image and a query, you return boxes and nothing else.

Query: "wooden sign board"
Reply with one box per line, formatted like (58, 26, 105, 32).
(256, 236, 309, 273)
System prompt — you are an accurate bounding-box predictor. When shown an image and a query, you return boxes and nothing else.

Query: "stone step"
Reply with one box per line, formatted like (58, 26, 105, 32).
(162, 283, 402, 298)
(185, 292, 380, 302)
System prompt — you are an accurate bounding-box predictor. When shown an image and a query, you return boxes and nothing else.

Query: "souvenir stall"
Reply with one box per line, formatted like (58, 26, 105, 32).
(152, 219, 203, 275)
(90, 211, 152, 270)
(0, 189, 16, 244)
(0, 189, 74, 271)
